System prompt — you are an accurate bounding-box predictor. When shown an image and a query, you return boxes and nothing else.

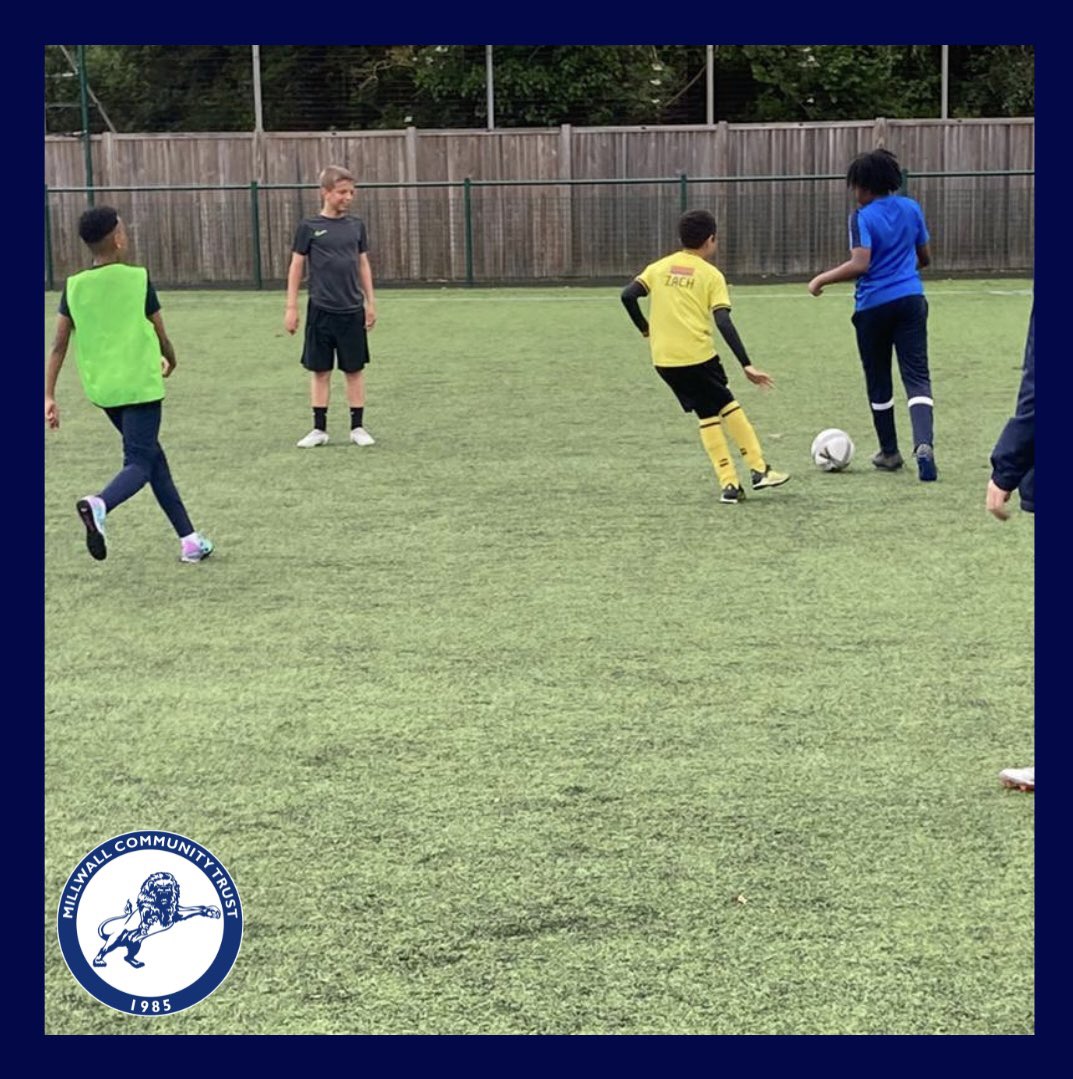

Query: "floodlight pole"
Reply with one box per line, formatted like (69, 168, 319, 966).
(941, 45, 949, 119)
(251, 45, 265, 184)
(706, 46, 715, 126)
(77, 45, 94, 206)
(252, 46, 264, 134)
(486, 46, 495, 131)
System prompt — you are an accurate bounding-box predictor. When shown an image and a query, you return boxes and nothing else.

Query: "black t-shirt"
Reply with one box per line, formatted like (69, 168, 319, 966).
(58, 269, 160, 328)
(292, 214, 368, 314)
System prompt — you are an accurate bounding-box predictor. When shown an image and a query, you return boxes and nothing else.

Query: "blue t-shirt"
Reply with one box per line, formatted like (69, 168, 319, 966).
(849, 194, 930, 312)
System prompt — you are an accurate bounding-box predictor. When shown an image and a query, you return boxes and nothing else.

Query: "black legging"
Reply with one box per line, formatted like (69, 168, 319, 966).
(851, 294, 934, 453)
(99, 400, 193, 538)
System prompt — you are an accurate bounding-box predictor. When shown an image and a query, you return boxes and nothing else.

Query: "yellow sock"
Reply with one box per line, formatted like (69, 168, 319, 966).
(719, 402, 767, 473)
(698, 418, 740, 488)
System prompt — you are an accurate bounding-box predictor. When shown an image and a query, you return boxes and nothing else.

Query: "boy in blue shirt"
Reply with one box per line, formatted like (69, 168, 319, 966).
(809, 149, 937, 481)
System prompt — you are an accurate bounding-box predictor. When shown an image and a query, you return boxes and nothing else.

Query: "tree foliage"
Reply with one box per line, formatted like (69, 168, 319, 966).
(45, 45, 1034, 135)
(739, 45, 1034, 121)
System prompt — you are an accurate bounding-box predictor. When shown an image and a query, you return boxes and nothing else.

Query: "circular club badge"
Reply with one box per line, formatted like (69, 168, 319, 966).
(57, 830, 242, 1016)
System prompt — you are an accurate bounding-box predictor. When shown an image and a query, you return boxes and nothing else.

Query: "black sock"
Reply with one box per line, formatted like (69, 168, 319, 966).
(313, 407, 327, 431)
(350, 407, 364, 430)
(871, 408, 897, 455)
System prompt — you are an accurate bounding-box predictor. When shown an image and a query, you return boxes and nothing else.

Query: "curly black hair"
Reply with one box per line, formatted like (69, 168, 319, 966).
(78, 205, 120, 248)
(846, 149, 903, 196)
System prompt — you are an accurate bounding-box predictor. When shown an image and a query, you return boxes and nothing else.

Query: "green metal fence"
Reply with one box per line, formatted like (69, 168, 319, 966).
(44, 171, 1034, 291)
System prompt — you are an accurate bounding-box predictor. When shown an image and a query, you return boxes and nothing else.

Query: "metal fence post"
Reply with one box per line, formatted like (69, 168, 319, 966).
(680, 172, 689, 214)
(463, 178, 474, 286)
(250, 181, 263, 289)
(45, 185, 55, 291)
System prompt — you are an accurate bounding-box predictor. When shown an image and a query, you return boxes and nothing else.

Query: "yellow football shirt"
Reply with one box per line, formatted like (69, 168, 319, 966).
(636, 251, 731, 367)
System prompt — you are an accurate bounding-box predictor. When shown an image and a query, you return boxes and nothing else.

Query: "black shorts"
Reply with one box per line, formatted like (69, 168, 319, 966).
(655, 356, 735, 418)
(301, 304, 370, 373)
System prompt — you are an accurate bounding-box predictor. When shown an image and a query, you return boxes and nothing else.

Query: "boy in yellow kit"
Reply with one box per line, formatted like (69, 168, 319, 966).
(621, 210, 789, 504)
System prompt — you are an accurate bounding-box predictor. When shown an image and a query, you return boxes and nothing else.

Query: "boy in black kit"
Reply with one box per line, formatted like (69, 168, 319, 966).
(284, 165, 378, 447)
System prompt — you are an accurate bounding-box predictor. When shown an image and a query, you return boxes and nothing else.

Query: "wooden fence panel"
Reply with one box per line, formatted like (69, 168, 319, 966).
(46, 120, 1034, 286)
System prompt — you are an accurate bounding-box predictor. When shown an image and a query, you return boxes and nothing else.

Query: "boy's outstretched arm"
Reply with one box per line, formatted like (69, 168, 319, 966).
(149, 311, 177, 377)
(620, 280, 649, 337)
(808, 247, 871, 296)
(44, 314, 72, 430)
(988, 310, 1034, 520)
(359, 252, 377, 330)
(284, 252, 306, 334)
(714, 308, 774, 388)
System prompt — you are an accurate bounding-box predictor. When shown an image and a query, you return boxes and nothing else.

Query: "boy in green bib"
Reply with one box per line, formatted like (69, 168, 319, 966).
(45, 206, 213, 563)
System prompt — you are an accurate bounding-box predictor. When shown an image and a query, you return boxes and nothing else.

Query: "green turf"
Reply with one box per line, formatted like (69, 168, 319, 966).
(45, 280, 1034, 1034)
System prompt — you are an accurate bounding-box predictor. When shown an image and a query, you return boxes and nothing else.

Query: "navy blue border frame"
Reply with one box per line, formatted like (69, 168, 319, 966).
(25, 22, 1050, 1057)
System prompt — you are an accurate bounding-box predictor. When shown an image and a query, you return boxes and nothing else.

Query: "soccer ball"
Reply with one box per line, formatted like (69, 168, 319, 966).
(811, 428, 855, 472)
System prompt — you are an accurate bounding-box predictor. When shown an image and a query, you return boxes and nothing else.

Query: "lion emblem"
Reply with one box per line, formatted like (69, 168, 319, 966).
(92, 871, 221, 969)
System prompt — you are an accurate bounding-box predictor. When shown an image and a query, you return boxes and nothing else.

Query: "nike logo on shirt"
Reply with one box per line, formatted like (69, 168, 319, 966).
(313, 230, 328, 237)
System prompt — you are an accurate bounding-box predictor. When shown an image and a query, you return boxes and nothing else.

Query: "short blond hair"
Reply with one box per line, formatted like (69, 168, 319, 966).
(319, 165, 355, 189)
